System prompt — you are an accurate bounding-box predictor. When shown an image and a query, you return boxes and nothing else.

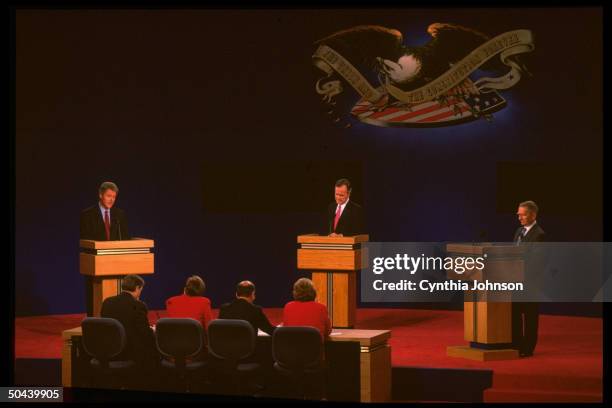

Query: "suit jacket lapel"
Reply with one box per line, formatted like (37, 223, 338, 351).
(523, 224, 539, 242)
(95, 205, 106, 236)
(110, 208, 121, 238)
(337, 202, 351, 230)
(514, 227, 522, 242)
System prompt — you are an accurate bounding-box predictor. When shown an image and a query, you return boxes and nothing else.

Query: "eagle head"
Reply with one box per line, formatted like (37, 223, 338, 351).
(377, 54, 422, 85)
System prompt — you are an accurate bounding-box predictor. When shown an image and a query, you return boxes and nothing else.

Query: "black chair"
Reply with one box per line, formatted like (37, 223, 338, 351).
(207, 319, 260, 395)
(81, 317, 135, 390)
(272, 326, 325, 400)
(155, 318, 207, 393)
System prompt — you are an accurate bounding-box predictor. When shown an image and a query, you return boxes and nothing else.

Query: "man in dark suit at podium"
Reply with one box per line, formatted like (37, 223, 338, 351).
(512, 200, 546, 357)
(326, 178, 365, 237)
(80, 181, 130, 241)
(80, 181, 130, 316)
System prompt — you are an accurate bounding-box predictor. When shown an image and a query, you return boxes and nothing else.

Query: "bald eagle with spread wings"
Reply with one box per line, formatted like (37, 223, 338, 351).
(315, 23, 527, 92)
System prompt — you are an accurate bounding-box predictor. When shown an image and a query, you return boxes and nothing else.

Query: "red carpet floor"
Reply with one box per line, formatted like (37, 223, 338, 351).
(14, 308, 602, 402)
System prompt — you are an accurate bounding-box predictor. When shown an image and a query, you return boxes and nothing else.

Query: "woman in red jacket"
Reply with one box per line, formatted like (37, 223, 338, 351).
(282, 277, 332, 340)
(166, 275, 213, 329)
(165, 275, 213, 361)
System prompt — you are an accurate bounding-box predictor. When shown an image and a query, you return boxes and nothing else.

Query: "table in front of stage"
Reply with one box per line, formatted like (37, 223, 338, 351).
(61, 326, 391, 402)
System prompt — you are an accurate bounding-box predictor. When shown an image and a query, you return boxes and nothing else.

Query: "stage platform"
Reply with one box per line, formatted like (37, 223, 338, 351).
(14, 308, 602, 402)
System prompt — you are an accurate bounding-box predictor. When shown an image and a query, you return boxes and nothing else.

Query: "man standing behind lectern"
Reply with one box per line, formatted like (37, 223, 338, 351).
(80, 181, 130, 241)
(512, 200, 545, 357)
(326, 178, 365, 237)
(80, 181, 130, 316)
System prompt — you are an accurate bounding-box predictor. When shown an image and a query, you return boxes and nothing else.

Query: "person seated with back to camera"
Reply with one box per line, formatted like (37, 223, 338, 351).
(281, 277, 331, 399)
(165, 275, 213, 361)
(100, 274, 160, 389)
(219, 280, 277, 335)
(217, 280, 277, 390)
(282, 277, 332, 341)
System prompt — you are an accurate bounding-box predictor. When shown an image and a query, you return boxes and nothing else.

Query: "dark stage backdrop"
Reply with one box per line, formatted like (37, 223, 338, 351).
(15, 8, 602, 316)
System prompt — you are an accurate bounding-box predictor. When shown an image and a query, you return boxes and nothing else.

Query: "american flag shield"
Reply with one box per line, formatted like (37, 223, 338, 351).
(350, 80, 506, 127)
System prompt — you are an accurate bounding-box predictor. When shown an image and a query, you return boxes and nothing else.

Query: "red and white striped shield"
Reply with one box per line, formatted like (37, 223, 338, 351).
(350, 80, 506, 127)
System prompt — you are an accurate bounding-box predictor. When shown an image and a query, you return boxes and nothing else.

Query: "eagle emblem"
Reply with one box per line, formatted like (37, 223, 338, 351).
(312, 23, 534, 127)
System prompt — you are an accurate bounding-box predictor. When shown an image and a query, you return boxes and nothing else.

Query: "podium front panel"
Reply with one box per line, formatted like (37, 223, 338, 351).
(297, 249, 362, 271)
(313, 271, 356, 328)
(464, 301, 512, 343)
(80, 253, 154, 276)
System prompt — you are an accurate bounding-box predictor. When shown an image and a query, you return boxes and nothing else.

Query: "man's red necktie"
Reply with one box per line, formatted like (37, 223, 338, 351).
(333, 205, 342, 232)
(104, 210, 111, 240)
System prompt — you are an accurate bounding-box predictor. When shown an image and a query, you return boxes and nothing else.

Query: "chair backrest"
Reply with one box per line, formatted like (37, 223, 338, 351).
(155, 318, 203, 359)
(81, 317, 126, 361)
(207, 319, 255, 361)
(272, 326, 322, 370)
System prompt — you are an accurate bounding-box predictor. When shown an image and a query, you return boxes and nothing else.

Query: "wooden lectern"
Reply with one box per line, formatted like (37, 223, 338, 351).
(296, 234, 368, 328)
(445, 243, 524, 361)
(80, 238, 154, 317)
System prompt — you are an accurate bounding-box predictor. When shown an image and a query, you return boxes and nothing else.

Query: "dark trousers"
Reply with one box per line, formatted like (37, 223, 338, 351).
(511, 302, 540, 354)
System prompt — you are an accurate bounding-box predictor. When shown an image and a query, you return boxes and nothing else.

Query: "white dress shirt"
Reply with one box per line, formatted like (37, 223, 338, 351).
(523, 220, 537, 235)
(99, 202, 110, 223)
(335, 199, 349, 218)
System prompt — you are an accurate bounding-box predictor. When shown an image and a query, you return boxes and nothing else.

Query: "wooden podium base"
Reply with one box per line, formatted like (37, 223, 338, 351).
(312, 271, 356, 328)
(85, 277, 121, 317)
(297, 234, 368, 330)
(447, 345, 519, 361)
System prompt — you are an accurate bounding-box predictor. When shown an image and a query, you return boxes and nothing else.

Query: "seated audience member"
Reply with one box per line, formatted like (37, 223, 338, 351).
(282, 277, 332, 340)
(166, 275, 213, 330)
(165, 275, 213, 360)
(219, 280, 276, 336)
(100, 274, 159, 370)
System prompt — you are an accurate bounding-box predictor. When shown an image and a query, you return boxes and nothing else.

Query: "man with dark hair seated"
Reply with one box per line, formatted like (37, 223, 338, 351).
(218, 280, 276, 336)
(101, 274, 160, 383)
